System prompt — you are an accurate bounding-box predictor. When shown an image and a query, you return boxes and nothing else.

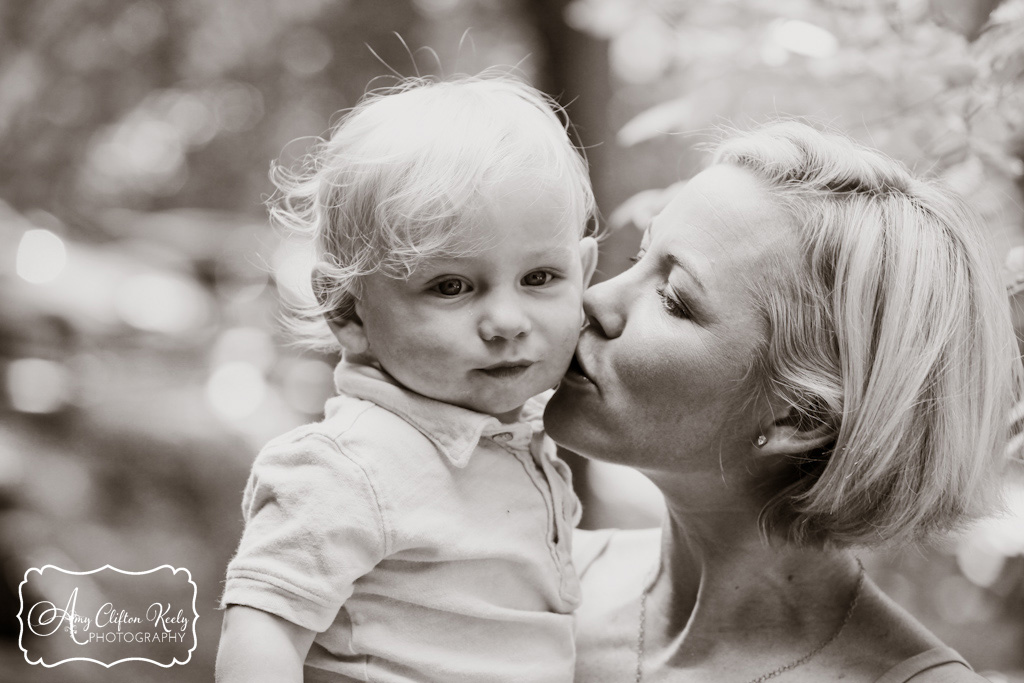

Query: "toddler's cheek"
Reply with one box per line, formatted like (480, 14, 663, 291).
(554, 313, 584, 348)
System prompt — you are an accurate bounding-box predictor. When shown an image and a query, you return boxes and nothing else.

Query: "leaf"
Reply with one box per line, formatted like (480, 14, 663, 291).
(929, 0, 1005, 41)
(608, 181, 689, 230)
(940, 153, 987, 194)
(616, 97, 692, 147)
(972, 137, 1024, 178)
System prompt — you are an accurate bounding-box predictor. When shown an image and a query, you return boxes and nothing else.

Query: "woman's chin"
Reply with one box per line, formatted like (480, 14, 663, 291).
(544, 383, 599, 453)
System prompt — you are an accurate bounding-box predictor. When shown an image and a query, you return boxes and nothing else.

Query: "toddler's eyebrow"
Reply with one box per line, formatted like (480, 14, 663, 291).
(421, 244, 577, 268)
(525, 245, 575, 261)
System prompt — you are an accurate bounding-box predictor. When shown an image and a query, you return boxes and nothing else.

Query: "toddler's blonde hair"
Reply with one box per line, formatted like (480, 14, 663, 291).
(270, 71, 596, 349)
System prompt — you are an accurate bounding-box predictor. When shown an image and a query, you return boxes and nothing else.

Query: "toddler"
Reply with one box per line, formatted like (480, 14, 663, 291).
(216, 73, 598, 682)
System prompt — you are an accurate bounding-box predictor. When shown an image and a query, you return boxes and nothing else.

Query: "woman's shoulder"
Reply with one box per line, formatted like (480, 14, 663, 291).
(572, 528, 660, 616)
(573, 526, 661, 579)
(572, 527, 661, 622)
(838, 581, 981, 683)
(871, 653, 985, 683)
(572, 528, 663, 683)
(901, 662, 989, 682)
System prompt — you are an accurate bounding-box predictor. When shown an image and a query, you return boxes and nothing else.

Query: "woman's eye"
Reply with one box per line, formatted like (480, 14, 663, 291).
(433, 278, 468, 296)
(656, 287, 689, 318)
(522, 271, 553, 287)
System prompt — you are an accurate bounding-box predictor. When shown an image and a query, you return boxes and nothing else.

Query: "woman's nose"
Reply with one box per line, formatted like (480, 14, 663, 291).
(583, 275, 627, 339)
(478, 293, 532, 342)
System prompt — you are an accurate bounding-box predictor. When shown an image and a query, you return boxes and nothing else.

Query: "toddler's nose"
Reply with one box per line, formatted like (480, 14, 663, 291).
(479, 298, 531, 341)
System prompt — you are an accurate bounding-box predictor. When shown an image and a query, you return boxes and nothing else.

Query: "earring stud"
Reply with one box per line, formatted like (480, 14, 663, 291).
(755, 435, 768, 448)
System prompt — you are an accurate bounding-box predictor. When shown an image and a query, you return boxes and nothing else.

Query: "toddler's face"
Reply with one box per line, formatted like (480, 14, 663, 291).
(354, 176, 590, 422)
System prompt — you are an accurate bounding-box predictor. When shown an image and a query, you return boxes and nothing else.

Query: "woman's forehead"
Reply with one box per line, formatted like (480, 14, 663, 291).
(650, 165, 792, 267)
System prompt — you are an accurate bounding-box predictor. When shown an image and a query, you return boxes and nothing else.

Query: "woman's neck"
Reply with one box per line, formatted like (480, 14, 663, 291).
(645, 499, 861, 669)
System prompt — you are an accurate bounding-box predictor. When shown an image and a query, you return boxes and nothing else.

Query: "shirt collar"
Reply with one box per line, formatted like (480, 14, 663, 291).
(332, 361, 538, 468)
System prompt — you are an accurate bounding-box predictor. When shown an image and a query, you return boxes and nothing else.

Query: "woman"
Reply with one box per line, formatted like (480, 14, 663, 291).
(546, 122, 1022, 682)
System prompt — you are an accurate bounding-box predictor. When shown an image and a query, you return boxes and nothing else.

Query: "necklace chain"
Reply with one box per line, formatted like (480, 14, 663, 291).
(634, 558, 865, 683)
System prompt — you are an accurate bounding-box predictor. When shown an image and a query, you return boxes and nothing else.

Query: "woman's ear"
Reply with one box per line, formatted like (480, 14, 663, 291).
(756, 404, 835, 457)
(579, 236, 599, 288)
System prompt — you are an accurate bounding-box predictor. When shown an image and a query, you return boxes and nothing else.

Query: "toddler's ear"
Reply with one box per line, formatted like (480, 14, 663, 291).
(313, 265, 372, 359)
(579, 236, 599, 288)
(327, 316, 370, 357)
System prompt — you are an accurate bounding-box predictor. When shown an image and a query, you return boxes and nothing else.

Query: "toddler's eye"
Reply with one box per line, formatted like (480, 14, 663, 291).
(434, 278, 468, 296)
(522, 271, 553, 287)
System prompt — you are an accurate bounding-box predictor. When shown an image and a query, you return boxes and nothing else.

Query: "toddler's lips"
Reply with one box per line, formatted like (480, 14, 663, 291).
(478, 361, 534, 379)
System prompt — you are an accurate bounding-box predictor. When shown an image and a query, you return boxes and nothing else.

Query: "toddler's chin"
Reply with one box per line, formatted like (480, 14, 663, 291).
(479, 387, 546, 420)
(481, 397, 530, 420)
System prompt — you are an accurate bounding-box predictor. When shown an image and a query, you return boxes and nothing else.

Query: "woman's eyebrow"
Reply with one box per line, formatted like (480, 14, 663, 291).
(666, 252, 708, 294)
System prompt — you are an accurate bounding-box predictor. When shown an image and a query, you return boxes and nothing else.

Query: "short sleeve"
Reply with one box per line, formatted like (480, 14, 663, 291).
(219, 433, 387, 632)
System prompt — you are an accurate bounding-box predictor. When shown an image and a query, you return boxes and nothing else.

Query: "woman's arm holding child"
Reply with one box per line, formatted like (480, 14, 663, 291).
(216, 605, 316, 683)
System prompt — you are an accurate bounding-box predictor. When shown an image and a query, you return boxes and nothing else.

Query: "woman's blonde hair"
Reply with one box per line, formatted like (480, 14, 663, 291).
(272, 71, 596, 349)
(714, 121, 1023, 547)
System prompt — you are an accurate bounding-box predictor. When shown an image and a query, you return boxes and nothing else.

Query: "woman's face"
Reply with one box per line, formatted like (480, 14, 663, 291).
(545, 164, 795, 476)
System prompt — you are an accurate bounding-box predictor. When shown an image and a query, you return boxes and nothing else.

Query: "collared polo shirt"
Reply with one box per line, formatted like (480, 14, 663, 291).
(220, 362, 581, 682)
